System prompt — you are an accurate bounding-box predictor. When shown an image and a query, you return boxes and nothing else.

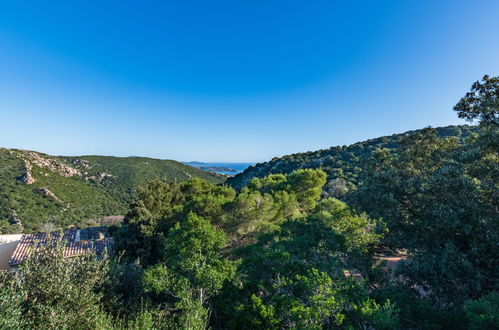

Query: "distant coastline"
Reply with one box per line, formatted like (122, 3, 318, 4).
(184, 161, 254, 175)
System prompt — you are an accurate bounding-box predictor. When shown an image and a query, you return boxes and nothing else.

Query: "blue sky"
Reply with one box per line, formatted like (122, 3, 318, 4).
(0, 1, 498, 162)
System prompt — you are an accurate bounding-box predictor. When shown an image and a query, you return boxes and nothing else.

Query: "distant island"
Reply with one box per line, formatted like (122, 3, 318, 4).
(199, 166, 238, 173)
(184, 161, 206, 166)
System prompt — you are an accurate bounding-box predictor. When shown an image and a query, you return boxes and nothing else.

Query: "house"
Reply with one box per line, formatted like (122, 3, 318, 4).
(0, 234, 24, 270)
(5, 227, 114, 269)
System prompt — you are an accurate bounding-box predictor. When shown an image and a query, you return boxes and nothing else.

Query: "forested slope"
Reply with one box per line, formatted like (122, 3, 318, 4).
(227, 125, 476, 195)
(0, 149, 225, 233)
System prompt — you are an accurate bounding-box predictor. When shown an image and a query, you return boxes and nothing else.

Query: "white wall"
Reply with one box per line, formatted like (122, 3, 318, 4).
(0, 234, 23, 269)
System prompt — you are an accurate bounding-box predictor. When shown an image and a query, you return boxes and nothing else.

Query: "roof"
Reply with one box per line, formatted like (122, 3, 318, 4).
(8, 229, 114, 266)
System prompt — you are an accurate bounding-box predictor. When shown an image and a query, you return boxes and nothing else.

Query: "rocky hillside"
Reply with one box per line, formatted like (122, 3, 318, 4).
(227, 125, 476, 194)
(0, 149, 225, 233)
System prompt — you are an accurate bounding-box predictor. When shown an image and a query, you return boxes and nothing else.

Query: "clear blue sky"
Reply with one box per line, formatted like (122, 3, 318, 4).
(0, 1, 498, 162)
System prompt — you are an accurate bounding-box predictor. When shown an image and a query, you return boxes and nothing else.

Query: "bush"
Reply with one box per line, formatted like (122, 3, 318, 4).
(3, 236, 113, 329)
(465, 292, 499, 330)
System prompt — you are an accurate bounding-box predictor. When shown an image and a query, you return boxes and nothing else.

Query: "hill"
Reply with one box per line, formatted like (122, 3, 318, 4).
(227, 125, 476, 193)
(0, 149, 225, 233)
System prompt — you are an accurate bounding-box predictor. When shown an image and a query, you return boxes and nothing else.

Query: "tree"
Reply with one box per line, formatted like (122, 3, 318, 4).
(454, 74, 498, 126)
(349, 128, 461, 247)
(217, 200, 386, 329)
(246, 268, 347, 329)
(220, 188, 276, 237)
(114, 180, 184, 265)
(350, 127, 498, 304)
(286, 169, 327, 212)
(246, 169, 327, 221)
(176, 182, 235, 229)
(142, 213, 236, 329)
(312, 198, 385, 256)
(322, 178, 351, 198)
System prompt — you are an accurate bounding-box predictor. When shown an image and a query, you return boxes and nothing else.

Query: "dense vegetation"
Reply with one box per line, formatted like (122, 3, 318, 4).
(0, 75, 497, 329)
(0, 151, 224, 233)
(3, 169, 399, 329)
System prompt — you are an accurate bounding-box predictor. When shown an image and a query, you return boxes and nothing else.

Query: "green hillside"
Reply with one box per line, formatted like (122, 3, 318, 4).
(227, 125, 476, 194)
(0, 149, 225, 233)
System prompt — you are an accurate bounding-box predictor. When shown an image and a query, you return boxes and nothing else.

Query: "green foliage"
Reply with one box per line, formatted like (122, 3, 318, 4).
(143, 213, 236, 329)
(0, 239, 171, 329)
(247, 269, 345, 329)
(356, 299, 400, 330)
(239, 168, 326, 226)
(177, 179, 236, 228)
(287, 169, 327, 211)
(464, 291, 499, 330)
(350, 127, 498, 304)
(0, 271, 25, 329)
(0, 237, 113, 329)
(100, 260, 146, 317)
(113, 180, 186, 265)
(111, 168, 395, 328)
(135, 180, 185, 220)
(116, 169, 328, 266)
(372, 286, 466, 329)
(454, 74, 498, 126)
(312, 198, 385, 254)
(215, 199, 385, 329)
(220, 188, 276, 235)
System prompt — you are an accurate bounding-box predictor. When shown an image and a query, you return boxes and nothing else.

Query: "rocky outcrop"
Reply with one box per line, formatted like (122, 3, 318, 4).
(85, 172, 113, 182)
(68, 158, 92, 169)
(21, 150, 82, 177)
(19, 160, 36, 184)
(38, 188, 63, 203)
(9, 209, 23, 231)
